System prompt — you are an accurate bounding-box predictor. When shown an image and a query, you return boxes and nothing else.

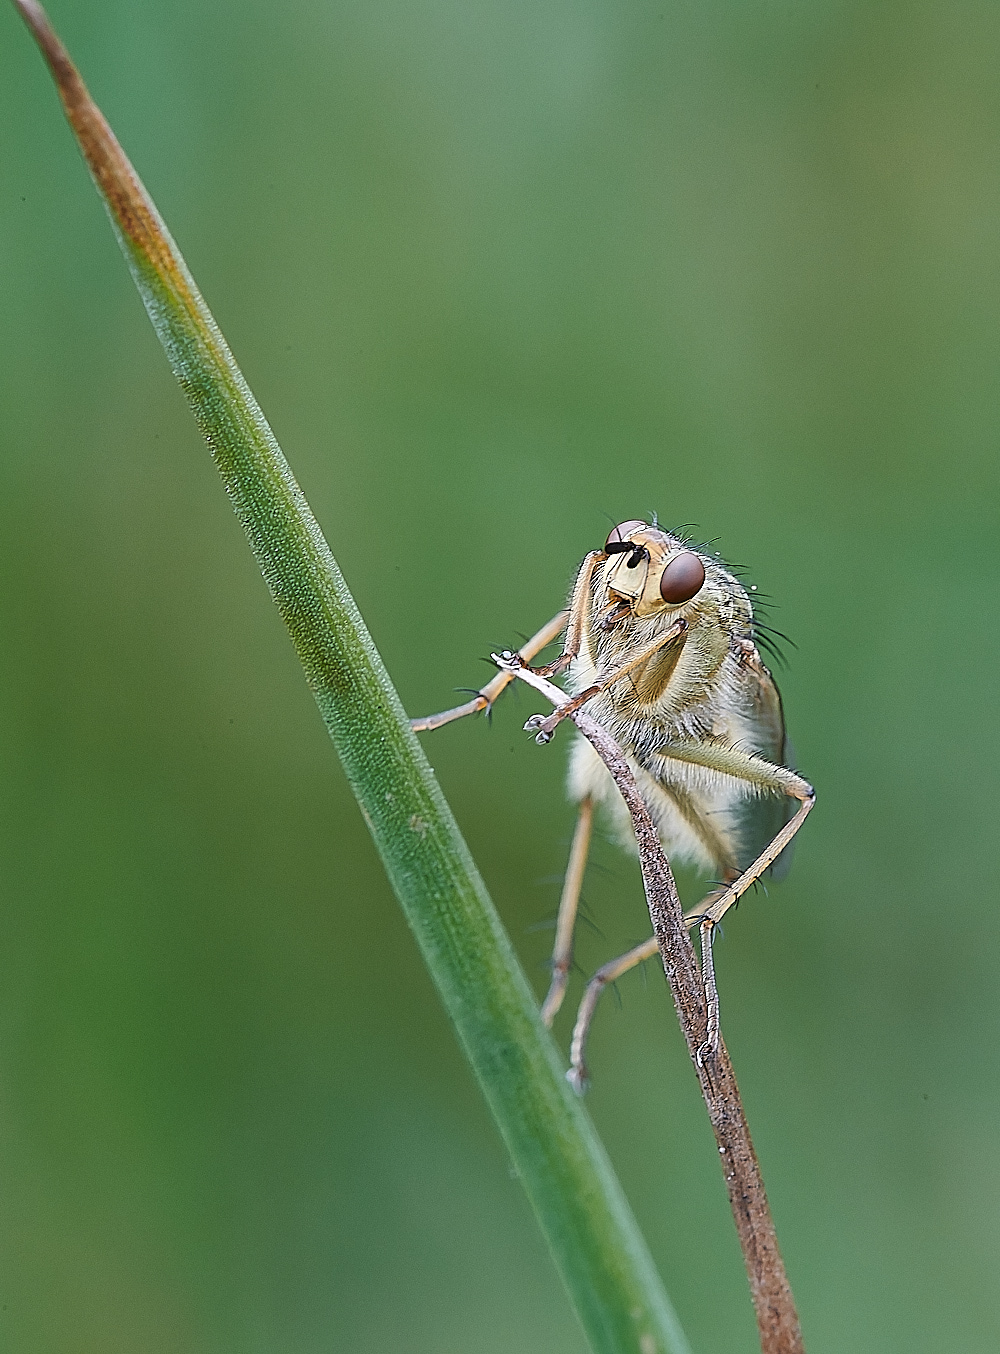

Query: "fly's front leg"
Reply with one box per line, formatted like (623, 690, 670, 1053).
(539, 796, 593, 1027)
(410, 609, 567, 732)
(566, 935, 661, 1092)
(525, 619, 687, 745)
(530, 550, 604, 678)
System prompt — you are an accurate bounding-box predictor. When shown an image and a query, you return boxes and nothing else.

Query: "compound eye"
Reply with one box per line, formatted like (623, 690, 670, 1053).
(605, 519, 647, 549)
(659, 551, 705, 604)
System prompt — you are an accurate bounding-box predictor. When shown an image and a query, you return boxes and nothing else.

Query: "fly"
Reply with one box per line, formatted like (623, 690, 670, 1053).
(412, 520, 815, 1087)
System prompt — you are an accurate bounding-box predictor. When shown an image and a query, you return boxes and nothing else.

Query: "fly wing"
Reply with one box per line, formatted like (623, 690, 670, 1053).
(732, 660, 797, 880)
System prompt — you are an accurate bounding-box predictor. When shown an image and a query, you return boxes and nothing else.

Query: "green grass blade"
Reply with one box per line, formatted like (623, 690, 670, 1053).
(12, 5, 693, 1351)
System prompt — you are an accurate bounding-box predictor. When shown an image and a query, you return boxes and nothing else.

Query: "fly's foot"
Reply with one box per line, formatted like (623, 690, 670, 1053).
(526, 686, 600, 745)
(523, 713, 553, 744)
(493, 649, 572, 743)
(565, 1063, 589, 1096)
(524, 712, 562, 744)
(491, 649, 523, 673)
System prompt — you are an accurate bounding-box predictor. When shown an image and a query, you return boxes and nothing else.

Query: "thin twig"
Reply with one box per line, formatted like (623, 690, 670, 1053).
(494, 654, 805, 1354)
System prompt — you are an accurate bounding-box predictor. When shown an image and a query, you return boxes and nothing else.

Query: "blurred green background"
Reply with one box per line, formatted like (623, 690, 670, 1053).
(2, 1, 998, 1350)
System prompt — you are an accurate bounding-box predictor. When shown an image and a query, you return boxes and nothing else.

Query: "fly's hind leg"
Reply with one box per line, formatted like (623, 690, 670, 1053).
(564, 874, 736, 1090)
(566, 935, 661, 1093)
(687, 787, 814, 930)
(540, 796, 594, 1027)
(681, 877, 736, 927)
(652, 740, 815, 931)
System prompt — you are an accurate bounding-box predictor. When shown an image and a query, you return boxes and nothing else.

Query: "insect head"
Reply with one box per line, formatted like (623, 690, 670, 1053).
(603, 520, 706, 614)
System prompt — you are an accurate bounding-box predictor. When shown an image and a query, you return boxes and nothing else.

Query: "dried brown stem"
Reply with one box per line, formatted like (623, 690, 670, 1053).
(496, 655, 805, 1354)
(572, 712, 803, 1354)
(12, 0, 194, 290)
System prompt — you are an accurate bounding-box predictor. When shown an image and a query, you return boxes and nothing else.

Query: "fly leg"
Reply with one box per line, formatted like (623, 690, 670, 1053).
(411, 548, 605, 732)
(566, 936, 661, 1092)
(529, 550, 605, 678)
(410, 609, 567, 732)
(525, 619, 687, 744)
(657, 740, 816, 928)
(564, 874, 736, 1088)
(681, 877, 735, 927)
(696, 920, 719, 1066)
(692, 783, 814, 927)
(539, 796, 593, 1026)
